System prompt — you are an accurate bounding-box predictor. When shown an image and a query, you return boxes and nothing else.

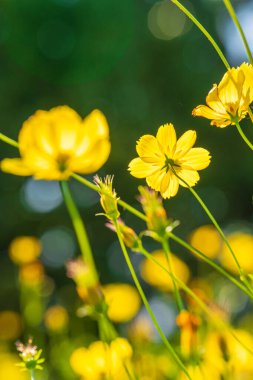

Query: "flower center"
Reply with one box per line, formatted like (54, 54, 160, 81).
(163, 155, 180, 172)
(57, 154, 70, 172)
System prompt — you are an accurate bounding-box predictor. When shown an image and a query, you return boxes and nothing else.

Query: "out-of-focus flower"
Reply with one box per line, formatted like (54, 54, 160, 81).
(178, 362, 222, 380)
(102, 283, 141, 323)
(129, 123, 210, 198)
(66, 257, 97, 288)
(16, 337, 45, 371)
(70, 338, 133, 380)
(140, 250, 190, 291)
(205, 329, 253, 375)
(1, 106, 110, 180)
(127, 316, 154, 343)
(94, 175, 120, 220)
(192, 63, 253, 128)
(0, 353, 28, 380)
(19, 261, 45, 285)
(189, 225, 222, 259)
(0, 311, 22, 341)
(176, 310, 201, 358)
(219, 232, 253, 274)
(134, 351, 177, 380)
(9, 236, 41, 266)
(44, 305, 69, 333)
(106, 219, 140, 251)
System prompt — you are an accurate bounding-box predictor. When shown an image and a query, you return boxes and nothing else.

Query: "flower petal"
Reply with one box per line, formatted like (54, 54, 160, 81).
(128, 158, 158, 178)
(160, 172, 179, 199)
(192, 105, 227, 121)
(156, 123, 177, 157)
(146, 169, 166, 191)
(218, 68, 243, 110)
(206, 85, 227, 114)
(174, 130, 196, 160)
(178, 148, 211, 170)
(1, 158, 33, 176)
(176, 168, 200, 187)
(136, 135, 162, 163)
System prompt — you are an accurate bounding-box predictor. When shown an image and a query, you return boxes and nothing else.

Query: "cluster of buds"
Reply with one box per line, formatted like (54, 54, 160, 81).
(16, 337, 44, 371)
(138, 186, 179, 240)
(94, 175, 120, 220)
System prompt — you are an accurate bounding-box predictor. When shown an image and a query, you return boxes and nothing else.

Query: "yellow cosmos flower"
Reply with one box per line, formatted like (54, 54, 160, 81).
(128, 123, 210, 198)
(192, 63, 253, 128)
(1, 106, 110, 180)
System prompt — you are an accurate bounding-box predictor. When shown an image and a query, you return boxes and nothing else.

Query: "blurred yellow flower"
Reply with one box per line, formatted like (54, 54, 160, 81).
(0, 311, 22, 341)
(219, 232, 253, 274)
(19, 261, 44, 285)
(0, 353, 28, 380)
(44, 305, 69, 333)
(9, 236, 41, 265)
(128, 123, 210, 198)
(192, 63, 253, 127)
(140, 250, 190, 291)
(189, 225, 221, 259)
(1, 106, 110, 180)
(102, 283, 141, 323)
(70, 338, 132, 380)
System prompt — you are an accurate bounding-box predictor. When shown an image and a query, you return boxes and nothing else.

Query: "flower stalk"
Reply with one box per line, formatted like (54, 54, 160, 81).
(234, 119, 253, 151)
(112, 217, 192, 379)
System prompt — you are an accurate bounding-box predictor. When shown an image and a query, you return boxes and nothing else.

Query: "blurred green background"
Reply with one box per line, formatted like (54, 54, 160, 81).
(0, 0, 253, 377)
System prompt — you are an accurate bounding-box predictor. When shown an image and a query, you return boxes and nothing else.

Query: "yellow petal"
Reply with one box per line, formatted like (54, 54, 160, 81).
(161, 173, 179, 199)
(69, 140, 111, 174)
(240, 62, 253, 100)
(218, 68, 243, 110)
(146, 169, 166, 191)
(178, 148, 211, 170)
(174, 130, 196, 160)
(136, 135, 162, 163)
(206, 85, 227, 114)
(176, 168, 200, 187)
(156, 123, 177, 157)
(1, 158, 33, 176)
(128, 158, 158, 178)
(210, 119, 232, 128)
(192, 105, 227, 121)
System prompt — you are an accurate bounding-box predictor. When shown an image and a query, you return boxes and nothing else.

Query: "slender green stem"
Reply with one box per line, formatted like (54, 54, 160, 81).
(113, 218, 192, 380)
(171, 168, 243, 277)
(72, 173, 147, 222)
(235, 120, 253, 150)
(140, 247, 253, 356)
(223, 0, 253, 64)
(162, 239, 184, 311)
(0, 133, 19, 148)
(60, 181, 98, 282)
(171, 0, 230, 69)
(30, 369, 35, 380)
(168, 232, 252, 298)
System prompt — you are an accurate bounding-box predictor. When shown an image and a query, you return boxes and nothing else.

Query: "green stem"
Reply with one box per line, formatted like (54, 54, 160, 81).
(72, 173, 147, 222)
(113, 218, 192, 380)
(0, 133, 19, 148)
(235, 120, 253, 150)
(140, 247, 253, 356)
(60, 181, 98, 282)
(171, 0, 230, 69)
(30, 369, 35, 380)
(161, 239, 184, 311)
(223, 0, 253, 64)
(171, 167, 243, 277)
(168, 232, 253, 298)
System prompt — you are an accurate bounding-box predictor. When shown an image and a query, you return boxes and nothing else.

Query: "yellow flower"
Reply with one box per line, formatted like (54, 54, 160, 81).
(0, 311, 22, 341)
(189, 225, 222, 259)
(219, 232, 253, 274)
(140, 250, 190, 292)
(70, 338, 132, 380)
(192, 63, 253, 128)
(44, 305, 69, 333)
(102, 283, 141, 323)
(9, 236, 42, 266)
(1, 106, 110, 180)
(128, 123, 210, 199)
